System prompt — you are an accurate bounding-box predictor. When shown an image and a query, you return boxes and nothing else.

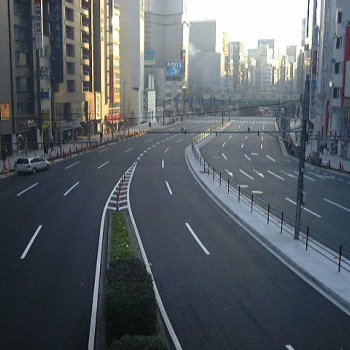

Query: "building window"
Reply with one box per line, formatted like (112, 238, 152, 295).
(82, 81, 90, 92)
(16, 52, 30, 66)
(82, 65, 90, 75)
(337, 11, 342, 24)
(336, 37, 342, 49)
(333, 87, 340, 99)
(66, 44, 75, 57)
(17, 102, 33, 114)
(66, 26, 75, 40)
(65, 7, 74, 22)
(14, 26, 29, 42)
(67, 80, 76, 92)
(66, 0, 74, 3)
(16, 77, 31, 91)
(66, 62, 75, 75)
(82, 48, 89, 59)
(166, 92, 171, 98)
(334, 62, 342, 74)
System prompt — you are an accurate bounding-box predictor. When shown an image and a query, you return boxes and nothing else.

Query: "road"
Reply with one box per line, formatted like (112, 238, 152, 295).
(0, 117, 349, 349)
(200, 116, 350, 251)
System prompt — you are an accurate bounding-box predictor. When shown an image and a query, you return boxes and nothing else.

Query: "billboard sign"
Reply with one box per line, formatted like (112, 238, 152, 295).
(51, 0, 63, 83)
(166, 61, 183, 77)
(34, 0, 43, 49)
(0, 103, 11, 120)
(145, 51, 155, 66)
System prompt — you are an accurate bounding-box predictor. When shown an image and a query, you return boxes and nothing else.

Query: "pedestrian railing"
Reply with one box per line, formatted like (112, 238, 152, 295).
(191, 139, 350, 274)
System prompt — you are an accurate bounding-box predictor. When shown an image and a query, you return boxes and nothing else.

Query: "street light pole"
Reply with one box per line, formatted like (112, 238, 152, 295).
(221, 100, 224, 126)
(294, 74, 310, 240)
(123, 81, 127, 125)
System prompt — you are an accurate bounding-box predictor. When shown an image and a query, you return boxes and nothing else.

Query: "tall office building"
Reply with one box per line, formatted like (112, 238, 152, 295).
(144, 0, 188, 116)
(118, 0, 144, 124)
(189, 20, 223, 96)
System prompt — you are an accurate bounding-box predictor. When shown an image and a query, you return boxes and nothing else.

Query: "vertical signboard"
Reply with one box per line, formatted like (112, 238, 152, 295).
(51, 0, 63, 83)
(34, 0, 43, 49)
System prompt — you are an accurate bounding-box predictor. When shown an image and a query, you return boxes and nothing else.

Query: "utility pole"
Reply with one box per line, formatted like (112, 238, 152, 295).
(221, 100, 224, 126)
(294, 74, 310, 240)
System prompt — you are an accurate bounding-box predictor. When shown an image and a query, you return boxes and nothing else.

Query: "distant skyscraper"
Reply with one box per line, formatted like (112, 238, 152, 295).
(258, 39, 275, 58)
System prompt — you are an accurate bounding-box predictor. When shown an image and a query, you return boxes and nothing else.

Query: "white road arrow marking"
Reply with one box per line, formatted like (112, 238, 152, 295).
(225, 168, 233, 177)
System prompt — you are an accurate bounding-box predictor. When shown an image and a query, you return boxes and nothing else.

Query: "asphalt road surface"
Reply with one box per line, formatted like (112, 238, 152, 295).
(0, 117, 349, 349)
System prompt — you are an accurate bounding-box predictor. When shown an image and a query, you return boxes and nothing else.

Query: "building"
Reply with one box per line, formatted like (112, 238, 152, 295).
(94, 0, 121, 133)
(188, 20, 223, 97)
(0, 0, 37, 153)
(303, 0, 350, 159)
(258, 39, 275, 58)
(144, 0, 188, 118)
(118, 0, 144, 125)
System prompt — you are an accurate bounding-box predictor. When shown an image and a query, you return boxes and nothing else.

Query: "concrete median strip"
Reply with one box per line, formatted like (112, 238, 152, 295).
(186, 144, 350, 317)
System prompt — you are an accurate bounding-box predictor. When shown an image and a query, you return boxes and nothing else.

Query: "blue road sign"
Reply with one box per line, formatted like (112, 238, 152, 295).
(198, 97, 204, 104)
(210, 97, 216, 104)
(174, 97, 179, 103)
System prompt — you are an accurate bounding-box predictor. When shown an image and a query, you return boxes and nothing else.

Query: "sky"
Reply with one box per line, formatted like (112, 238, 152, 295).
(186, 0, 308, 52)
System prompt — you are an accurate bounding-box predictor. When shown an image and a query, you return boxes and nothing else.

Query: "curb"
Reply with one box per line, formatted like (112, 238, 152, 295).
(185, 145, 350, 316)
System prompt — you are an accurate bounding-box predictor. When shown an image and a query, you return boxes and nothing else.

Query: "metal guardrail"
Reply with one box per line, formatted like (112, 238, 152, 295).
(191, 138, 350, 274)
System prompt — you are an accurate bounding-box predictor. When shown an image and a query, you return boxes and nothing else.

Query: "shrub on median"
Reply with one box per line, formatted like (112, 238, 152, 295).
(110, 334, 169, 350)
(106, 258, 157, 342)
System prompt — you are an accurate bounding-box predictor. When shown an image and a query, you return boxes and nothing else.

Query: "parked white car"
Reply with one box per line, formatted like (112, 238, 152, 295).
(15, 157, 50, 174)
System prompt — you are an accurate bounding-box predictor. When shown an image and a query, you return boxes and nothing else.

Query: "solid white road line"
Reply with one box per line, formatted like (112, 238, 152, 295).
(286, 198, 322, 218)
(222, 153, 228, 160)
(165, 181, 173, 195)
(97, 161, 109, 169)
(267, 170, 285, 181)
(241, 143, 244, 149)
(20, 225, 43, 260)
(244, 154, 252, 161)
(164, 147, 170, 153)
(323, 198, 350, 213)
(63, 182, 80, 197)
(124, 147, 133, 153)
(239, 169, 254, 180)
(229, 135, 232, 139)
(260, 144, 263, 150)
(185, 223, 210, 255)
(99, 148, 109, 153)
(285, 346, 294, 350)
(162, 160, 164, 168)
(17, 183, 39, 197)
(222, 142, 226, 148)
(266, 155, 276, 162)
(65, 161, 80, 169)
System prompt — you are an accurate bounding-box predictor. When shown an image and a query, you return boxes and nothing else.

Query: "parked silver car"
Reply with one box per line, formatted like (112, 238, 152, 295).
(15, 157, 50, 174)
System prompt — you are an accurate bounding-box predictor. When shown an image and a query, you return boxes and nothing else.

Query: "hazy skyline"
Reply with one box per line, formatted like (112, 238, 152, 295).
(186, 0, 307, 51)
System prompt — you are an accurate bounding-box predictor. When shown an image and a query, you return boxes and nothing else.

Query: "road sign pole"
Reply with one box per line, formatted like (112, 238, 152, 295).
(294, 74, 310, 240)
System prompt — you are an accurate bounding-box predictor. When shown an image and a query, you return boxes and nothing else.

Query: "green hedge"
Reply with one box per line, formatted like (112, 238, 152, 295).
(110, 335, 169, 350)
(106, 258, 157, 342)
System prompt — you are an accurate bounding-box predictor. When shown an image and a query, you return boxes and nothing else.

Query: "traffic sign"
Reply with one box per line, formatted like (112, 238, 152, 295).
(210, 97, 216, 104)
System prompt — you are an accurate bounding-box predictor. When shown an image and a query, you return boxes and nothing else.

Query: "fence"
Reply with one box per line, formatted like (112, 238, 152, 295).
(191, 137, 350, 274)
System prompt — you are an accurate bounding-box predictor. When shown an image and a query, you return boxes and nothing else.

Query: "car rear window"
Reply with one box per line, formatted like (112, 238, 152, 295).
(16, 159, 29, 164)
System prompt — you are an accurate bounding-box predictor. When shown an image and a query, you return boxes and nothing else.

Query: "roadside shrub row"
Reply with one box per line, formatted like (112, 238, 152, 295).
(106, 213, 169, 349)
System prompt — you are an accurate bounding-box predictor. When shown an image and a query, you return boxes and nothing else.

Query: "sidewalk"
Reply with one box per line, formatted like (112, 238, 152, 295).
(306, 143, 350, 172)
(186, 141, 350, 316)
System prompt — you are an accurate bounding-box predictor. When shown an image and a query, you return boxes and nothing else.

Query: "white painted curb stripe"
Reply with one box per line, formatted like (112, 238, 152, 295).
(20, 225, 43, 260)
(185, 223, 210, 255)
(63, 182, 80, 197)
(17, 183, 39, 197)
